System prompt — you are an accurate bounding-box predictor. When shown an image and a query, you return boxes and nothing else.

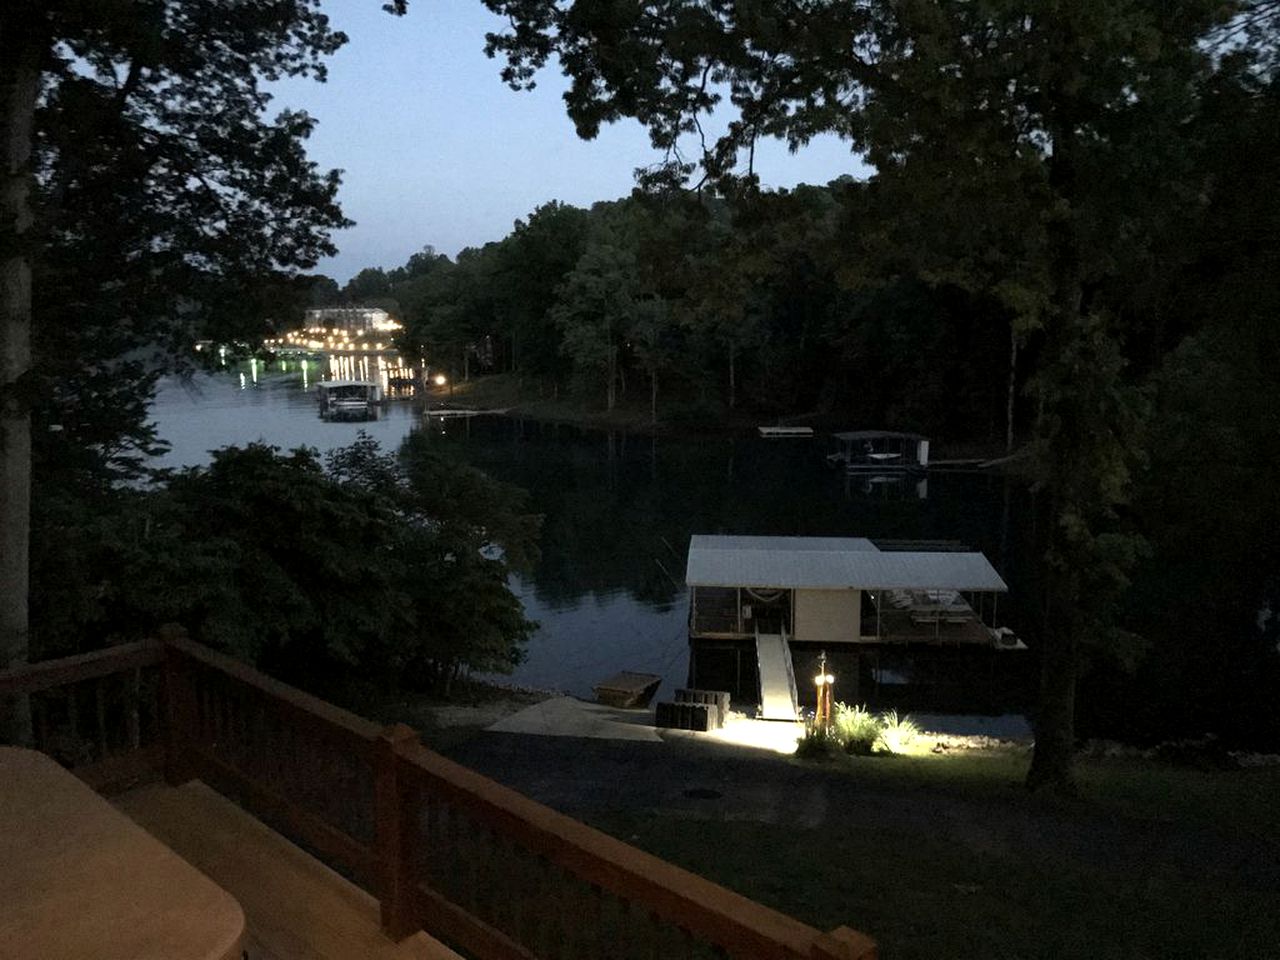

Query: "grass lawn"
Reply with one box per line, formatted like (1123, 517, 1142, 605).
(588, 752, 1280, 960)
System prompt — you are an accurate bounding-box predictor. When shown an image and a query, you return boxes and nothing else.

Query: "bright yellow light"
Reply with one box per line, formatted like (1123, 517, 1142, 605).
(704, 717, 803, 755)
(433, 374, 447, 386)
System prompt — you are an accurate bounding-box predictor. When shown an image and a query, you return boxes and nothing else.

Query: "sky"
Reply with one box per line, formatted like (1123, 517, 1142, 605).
(270, 2, 866, 283)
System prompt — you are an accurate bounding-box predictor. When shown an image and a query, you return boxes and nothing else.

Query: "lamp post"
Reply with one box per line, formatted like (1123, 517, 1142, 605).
(814, 650, 835, 730)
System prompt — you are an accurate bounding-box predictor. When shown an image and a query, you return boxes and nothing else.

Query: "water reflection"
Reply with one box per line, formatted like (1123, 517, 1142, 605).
(326, 352, 417, 398)
(150, 364, 1035, 698)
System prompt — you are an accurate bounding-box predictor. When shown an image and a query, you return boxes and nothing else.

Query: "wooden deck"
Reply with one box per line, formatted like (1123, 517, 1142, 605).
(116, 780, 461, 960)
(2, 634, 877, 960)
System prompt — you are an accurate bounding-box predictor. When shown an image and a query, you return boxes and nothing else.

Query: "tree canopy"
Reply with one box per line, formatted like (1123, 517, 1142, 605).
(457, 0, 1280, 789)
(1, 0, 382, 740)
(32, 434, 540, 693)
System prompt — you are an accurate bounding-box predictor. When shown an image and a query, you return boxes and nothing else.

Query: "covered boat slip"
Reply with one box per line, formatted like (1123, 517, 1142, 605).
(317, 379, 383, 406)
(685, 535, 1007, 648)
(828, 430, 930, 471)
(685, 535, 1012, 720)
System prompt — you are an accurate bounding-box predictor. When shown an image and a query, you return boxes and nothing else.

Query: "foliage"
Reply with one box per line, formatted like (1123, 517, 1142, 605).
(25, 0, 357, 488)
(833, 703, 881, 756)
(388, 188, 1014, 434)
(874, 710, 922, 756)
(808, 704, 922, 758)
(29, 435, 540, 694)
(794, 720, 843, 762)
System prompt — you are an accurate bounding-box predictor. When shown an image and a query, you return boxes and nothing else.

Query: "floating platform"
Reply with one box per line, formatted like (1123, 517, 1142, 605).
(425, 408, 484, 418)
(593, 672, 662, 708)
(758, 426, 814, 438)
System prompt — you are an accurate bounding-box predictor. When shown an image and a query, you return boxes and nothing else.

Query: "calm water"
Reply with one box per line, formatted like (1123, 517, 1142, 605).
(151, 362, 1036, 700)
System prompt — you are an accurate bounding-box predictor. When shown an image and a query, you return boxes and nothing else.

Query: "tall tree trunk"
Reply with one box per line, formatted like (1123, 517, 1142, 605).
(1026, 101, 1085, 793)
(0, 12, 42, 744)
(606, 344, 616, 411)
(1006, 326, 1019, 454)
(1026, 573, 1079, 791)
(650, 371, 657, 425)
(728, 342, 736, 409)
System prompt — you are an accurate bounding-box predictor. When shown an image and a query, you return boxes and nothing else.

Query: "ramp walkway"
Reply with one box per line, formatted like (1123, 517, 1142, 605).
(755, 628, 799, 721)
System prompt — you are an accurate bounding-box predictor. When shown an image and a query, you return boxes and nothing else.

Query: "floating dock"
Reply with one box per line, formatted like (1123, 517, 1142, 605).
(758, 426, 814, 438)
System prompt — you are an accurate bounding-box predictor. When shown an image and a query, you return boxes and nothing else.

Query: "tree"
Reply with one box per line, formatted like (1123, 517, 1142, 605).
(480, 0, 1244, 790)
(630, 297, 677, 425)
(307, 275, 342, 307)
(30, 435, 540, 694)
(1, 0, 384, 740)
(496, 201, 591, 384)
(396, 245, 501, 383)
(552, 219, 650, 411)
(343, 266, 393, 303)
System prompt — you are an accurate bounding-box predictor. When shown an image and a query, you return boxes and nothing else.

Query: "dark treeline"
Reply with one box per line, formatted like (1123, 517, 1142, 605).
(337, 188, 1018, 445)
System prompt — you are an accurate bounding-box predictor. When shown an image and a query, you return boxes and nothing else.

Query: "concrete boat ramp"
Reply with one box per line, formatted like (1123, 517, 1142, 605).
(487, 697, 664, 742)
(487, 696, 805, 754)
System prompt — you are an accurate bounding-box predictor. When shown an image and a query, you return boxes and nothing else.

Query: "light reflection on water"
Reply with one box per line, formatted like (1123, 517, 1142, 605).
(151, 363, 420, 470)
(150, 362, 1033, 701)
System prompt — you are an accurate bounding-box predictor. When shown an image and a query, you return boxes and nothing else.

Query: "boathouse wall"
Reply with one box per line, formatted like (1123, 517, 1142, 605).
(793, 588, 861, 644)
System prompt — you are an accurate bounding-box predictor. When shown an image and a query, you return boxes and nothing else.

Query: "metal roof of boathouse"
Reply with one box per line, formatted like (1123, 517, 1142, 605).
(685, 535, 1007, 591)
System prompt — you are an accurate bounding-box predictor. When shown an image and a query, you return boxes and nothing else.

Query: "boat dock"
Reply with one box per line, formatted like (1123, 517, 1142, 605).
(684, 535, 1022, 714)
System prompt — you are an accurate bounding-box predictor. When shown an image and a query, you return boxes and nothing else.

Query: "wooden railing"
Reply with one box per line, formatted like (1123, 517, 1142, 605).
(1, 633, 877, 960)
(0, 641, 166, 792)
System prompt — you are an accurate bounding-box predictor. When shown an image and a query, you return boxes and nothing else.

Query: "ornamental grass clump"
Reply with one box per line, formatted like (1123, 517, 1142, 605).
(875, 709, 922, 755)
(833, 702, 881, 756)
(806, 703, 924, 758)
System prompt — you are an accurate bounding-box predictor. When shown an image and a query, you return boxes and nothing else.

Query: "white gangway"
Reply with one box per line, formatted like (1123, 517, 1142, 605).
(755, 625, 799, 721)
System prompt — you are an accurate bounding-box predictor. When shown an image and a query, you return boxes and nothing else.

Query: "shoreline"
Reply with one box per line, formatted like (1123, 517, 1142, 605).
(424, 373, 1014, 461)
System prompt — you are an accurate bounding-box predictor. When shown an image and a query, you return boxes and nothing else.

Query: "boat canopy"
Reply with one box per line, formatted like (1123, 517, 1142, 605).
(318, 380, 377, 390)
(685, 534, 1007, 592)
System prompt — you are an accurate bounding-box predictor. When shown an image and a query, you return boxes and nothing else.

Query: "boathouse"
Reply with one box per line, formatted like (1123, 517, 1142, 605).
(684, 535, 1016, 719)
(827, 430, 930, 471)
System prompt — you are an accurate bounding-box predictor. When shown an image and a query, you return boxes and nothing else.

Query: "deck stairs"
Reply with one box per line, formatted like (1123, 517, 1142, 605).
(755, 626, 799, 721)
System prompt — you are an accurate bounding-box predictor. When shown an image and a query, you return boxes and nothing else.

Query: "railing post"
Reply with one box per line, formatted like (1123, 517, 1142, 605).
(159, 626, 196, 787)
(375, 722, 420, 941)
(811, 926, 879, 960)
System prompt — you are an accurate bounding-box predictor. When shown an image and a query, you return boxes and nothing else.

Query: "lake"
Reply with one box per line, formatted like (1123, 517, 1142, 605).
(151, 360, 1037, 705)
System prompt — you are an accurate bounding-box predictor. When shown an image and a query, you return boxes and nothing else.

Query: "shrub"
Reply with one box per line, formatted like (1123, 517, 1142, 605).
(875, 709, 922, 755)
(795, 719, 843, 761)
(833, 703, 881, 755)
(799, 704, 924, 759)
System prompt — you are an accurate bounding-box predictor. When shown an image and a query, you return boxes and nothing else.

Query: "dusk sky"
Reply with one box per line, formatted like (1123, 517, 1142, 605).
(272, 2, 867, 283)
